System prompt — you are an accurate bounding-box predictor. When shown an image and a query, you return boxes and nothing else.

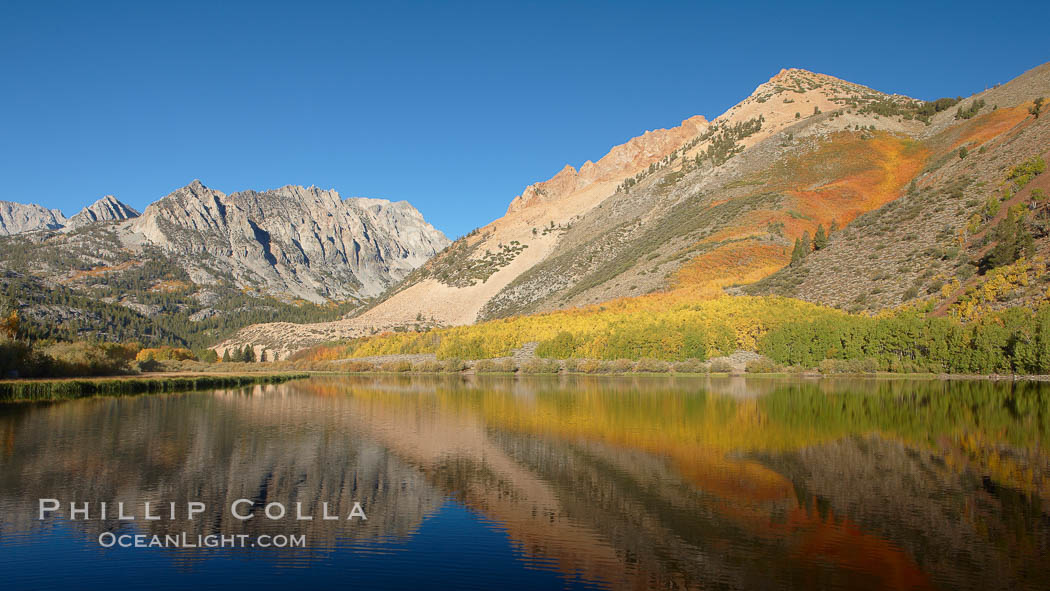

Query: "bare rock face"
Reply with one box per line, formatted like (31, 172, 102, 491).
(65, 195, 140, 230)
(0, 201, 67, 235)
(506, 115, 710, 213)
(126, 181, 450, 302)
(0, 195, 138, 235)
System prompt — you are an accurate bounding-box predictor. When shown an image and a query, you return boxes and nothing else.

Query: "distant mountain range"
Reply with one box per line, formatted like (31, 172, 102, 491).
(0, 194, 141, 235)
(5, 62, 1049, 360)
(0, 182, 448, 347)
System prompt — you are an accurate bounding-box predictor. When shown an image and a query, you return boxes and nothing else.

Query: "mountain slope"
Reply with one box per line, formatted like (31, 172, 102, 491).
(354, 70, 919, 327)
(744, 63, 1050, 315)
(223, 67, 960, 357)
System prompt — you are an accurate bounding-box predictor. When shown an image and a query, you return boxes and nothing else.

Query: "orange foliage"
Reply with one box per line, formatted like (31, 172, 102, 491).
(950, 105, 1030, 150)
(672, 132, 928, 295)
(782, 132, 928, 231)
(675, 240, 786, 294)
(65, 261, 139, 282)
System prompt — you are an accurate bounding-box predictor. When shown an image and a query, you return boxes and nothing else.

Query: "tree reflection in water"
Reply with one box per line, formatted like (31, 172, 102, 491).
(0, 375, 1047, 590)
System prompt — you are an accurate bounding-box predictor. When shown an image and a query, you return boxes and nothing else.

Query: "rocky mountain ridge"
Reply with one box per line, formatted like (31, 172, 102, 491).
(0, 181, 449, 348)
(0, 194, 139, 235)
(0, 201, 67, 235)
(505, 114, 711, 214)
(65, 195, 140, 230)
(122, 181, 448, 302)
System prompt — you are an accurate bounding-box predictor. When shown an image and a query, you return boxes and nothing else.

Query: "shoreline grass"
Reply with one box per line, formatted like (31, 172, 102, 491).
(301, 368, 1036, 381)
(0, 373, 309, 403)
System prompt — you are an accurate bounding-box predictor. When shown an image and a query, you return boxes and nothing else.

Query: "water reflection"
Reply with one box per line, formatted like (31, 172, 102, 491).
(0, 375, 1048, 590)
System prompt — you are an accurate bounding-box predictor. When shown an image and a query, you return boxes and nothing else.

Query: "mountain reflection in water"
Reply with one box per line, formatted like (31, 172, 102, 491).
(0, 375, 1048, 590)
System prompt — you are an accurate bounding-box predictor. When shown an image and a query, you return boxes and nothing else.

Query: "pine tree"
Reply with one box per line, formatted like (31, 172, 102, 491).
(813, 225, 828, 250)
(259, 349, 268, 363)
(983, 207, 1034, 270)
(790, 232, 811, 267)
(222, 349, 231, 363)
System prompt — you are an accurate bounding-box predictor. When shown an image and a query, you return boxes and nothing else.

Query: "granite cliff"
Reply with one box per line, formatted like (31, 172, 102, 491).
(0, 181, 448, 347)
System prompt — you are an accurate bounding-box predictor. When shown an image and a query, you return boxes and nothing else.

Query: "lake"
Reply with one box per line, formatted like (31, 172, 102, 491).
(0, 375, 1048, 590)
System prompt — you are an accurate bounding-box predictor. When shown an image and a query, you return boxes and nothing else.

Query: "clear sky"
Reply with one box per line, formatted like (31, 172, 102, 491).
(1, 1, 1046, 238)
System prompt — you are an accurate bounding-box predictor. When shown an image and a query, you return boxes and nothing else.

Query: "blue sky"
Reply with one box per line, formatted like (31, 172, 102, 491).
(1, 1, 1046, 238)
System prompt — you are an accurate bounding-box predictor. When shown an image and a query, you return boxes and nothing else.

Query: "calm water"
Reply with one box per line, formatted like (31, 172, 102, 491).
(0, 375, 1048, 590)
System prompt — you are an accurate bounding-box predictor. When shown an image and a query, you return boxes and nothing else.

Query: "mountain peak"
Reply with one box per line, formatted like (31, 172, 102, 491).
(770, 67, 817, 80)
(742, 67, 889, 108)
(65, 194, 140, 230)
(0, 200, 66, 236)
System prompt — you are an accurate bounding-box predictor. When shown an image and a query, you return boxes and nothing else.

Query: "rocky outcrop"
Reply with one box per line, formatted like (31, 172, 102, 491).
(506, 115, 709, 213)
(65, 195, 139, 229)
(0, 201, 66, 235)
(124, 181, 449, 302)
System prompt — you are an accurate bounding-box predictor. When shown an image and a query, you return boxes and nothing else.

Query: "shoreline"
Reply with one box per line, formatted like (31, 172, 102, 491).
(2, 368, 1043, 405)
(0, 373, 310, 403)
(291, 368, 1045, 381)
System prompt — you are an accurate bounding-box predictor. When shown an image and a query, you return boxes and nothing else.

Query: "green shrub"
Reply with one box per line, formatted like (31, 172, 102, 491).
(818, 358, 879, 374)
(1007, 155, 1046, 190)
(476, 358, 516, 373)
(39, 341, 139, 377)
(413, 360, 443, 372)
(0, 339, 39, 378)
(133, 358, 163, 373)
(380, 360, 412, 372)
(442, 358, 468, 372)
(565, 359, 606, 373)
(709, 359, 734, 373)
(954, 99, 985, 120)
(672, 358, 708, 373)
(519, 359, 560, 374)
(745, 358, 778, 373)
(536, 331, 576, 359)
(341, 360, 376, 372)
(634, 358, 671, 373)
